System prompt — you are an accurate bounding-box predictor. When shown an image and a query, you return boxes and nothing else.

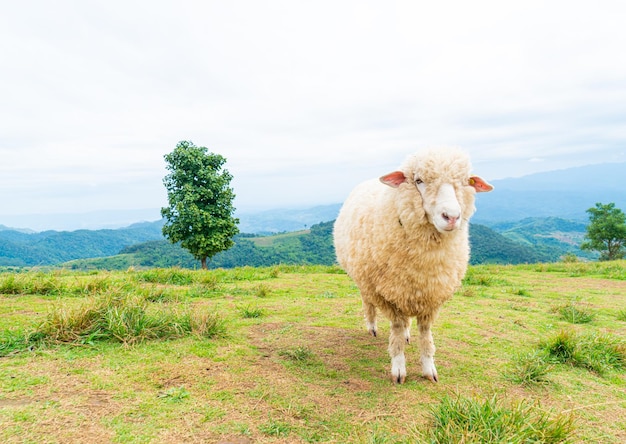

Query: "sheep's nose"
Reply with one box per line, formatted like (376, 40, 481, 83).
(442, 213, 459, 226)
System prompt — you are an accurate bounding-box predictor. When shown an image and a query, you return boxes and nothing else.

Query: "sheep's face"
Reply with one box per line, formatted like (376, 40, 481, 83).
(380, 149, 493, 233)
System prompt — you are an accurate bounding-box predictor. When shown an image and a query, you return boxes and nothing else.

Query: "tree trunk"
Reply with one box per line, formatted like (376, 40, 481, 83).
(201, 257, 208, 269)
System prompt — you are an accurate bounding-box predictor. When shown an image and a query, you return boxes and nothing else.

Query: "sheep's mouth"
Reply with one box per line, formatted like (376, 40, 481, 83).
(434, 219, 462, 233)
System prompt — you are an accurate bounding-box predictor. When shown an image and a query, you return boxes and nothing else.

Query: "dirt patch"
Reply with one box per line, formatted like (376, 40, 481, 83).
(247, 322, 381, 386)
(0, 398, 34, 407)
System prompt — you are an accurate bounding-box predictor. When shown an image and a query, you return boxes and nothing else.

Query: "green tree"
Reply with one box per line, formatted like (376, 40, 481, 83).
(580, 202, 626, 261)
(161, 141, 239, 269)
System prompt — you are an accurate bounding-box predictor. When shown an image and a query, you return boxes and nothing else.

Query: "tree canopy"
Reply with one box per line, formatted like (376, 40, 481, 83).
(161, 141, 239, 269)
(581, 202, 626, 261)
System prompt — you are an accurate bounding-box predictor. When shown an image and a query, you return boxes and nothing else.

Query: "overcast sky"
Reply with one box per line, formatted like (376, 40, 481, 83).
(1, 0, 625, 225)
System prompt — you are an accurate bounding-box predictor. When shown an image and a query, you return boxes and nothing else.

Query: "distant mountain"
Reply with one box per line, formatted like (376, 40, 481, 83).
(0, 224, 34, 234)
(237, 162, 625, 232)
(0, 221, 164, 267)
(473, 162, 626, 223)
(236, 204, 341, 234)
(0, 209, 162, 232)
(2, 162, 621, 234)
(4, 162, 622, 268)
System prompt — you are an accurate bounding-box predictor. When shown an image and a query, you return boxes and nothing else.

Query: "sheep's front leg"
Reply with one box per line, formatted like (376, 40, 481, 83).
(419, 322, 438, 382)
(388, 316, 410, 384)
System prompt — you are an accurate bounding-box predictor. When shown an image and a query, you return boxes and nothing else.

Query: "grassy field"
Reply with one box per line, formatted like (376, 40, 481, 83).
(247, 230, 310, 247)
(0, 261, 625, 443)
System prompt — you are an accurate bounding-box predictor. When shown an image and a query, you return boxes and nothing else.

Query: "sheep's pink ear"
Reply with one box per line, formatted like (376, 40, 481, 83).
(469, 176, 494, 192)
(380, 171, 407, 188)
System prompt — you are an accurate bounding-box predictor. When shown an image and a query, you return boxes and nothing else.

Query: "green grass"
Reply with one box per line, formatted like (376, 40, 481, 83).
(427, 395, 574, 443)
(557, 301, 596, 324)
(0, 262, 625, 443)
(239, 304, 264, 319)
(157, 386, 190, 402)
(258, 419, 292, 437)
(279, 346, 315, 362)
(505, 350, 553, 386)
(248, 230, 309, 247)
(540, 330, 626, 375)
(0, 291, 225, 355)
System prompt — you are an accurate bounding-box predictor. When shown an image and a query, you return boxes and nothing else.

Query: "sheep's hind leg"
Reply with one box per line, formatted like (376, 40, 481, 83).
(405, 318, 412, 344)
(363, 301, 378, 337)
(419, 321, 439, 382)
(388, 316, 410, 384)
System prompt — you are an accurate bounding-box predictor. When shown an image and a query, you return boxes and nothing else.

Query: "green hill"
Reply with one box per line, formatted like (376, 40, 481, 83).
(469, 224, 557, 264)
(64, 221, 335, 270)
(489, 217, 597, 260)
(64, 221, 554, 270)
(0, 221, 164, 267)
(1, 214, 594, 270)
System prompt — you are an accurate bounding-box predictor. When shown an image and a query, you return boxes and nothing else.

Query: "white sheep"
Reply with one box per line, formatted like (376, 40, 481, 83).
(333, 148, 493, 383)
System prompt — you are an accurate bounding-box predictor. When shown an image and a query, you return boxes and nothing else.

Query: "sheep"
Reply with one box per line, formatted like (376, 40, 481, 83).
(333, 148, 493, 383)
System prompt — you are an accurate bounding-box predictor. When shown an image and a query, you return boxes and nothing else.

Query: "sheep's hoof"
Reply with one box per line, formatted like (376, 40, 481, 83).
(425, 373, 439, 383)
(421, 357, 439, 383)
(391, 355, 406, 384)
(366, 321, 377, 338)
(392, 373, 406, 384)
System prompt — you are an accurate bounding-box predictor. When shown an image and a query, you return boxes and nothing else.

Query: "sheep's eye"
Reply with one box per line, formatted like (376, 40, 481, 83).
(415, 178, 423, 185)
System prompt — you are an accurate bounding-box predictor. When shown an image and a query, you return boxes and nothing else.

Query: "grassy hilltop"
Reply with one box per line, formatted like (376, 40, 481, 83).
(0, 262, 625, 443)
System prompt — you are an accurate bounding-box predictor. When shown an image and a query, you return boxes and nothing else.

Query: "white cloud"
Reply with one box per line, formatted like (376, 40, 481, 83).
(1, 0, 625, 224)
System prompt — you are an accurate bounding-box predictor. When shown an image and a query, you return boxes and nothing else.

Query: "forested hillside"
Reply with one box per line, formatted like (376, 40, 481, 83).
(490, 217, 596, 260)
(1, 211, 594, 269)
(469, 224, 557, 264)
(0, 222, 163, 266)
(64, 221, 561, 270)
(65, 221, 335, 270)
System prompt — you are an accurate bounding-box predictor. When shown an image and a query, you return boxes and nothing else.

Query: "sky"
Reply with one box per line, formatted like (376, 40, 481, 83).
(1, 0, 625, 229)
